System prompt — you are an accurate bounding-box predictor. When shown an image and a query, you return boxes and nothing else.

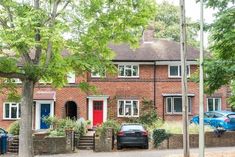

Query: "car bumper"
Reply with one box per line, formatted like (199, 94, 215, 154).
(117, 136, 148, 146)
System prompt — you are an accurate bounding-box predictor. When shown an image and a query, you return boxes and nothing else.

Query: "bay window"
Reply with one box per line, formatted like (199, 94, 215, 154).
(166, 97, 192, 114)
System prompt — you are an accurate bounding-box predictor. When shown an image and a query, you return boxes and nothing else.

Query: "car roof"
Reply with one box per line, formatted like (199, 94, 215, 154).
(209, 110, 235, 116)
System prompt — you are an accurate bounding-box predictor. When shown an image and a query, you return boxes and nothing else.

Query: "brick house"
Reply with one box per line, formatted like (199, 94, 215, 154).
(0, 39, 229, 130)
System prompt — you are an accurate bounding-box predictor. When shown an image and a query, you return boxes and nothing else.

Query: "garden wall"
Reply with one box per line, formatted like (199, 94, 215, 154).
(34, 137, 68, 155)
(158, 131, 235, 149)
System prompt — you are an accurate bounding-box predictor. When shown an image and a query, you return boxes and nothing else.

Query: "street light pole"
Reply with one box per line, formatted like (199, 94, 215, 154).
(199, 0, 205, 157)
(180, 0, 190, 157)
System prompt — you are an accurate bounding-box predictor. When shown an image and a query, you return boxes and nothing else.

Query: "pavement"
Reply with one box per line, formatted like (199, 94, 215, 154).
(2, 147, 235, 157)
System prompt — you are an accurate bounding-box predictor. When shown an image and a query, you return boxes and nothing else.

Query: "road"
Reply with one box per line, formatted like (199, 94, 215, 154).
(3, 147, 235, 157)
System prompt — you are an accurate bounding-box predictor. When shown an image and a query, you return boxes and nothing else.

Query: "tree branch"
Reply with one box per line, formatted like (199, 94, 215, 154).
(0, 72, 25, 79)
(44, 0, 63, 67)
(0, 17, 9, 28)
(6, 6, 14, 28)
(33, 0, 41, 64)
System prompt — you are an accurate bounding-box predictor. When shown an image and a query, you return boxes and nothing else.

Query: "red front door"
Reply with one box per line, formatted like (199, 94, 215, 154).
(93, 101, 103, 126)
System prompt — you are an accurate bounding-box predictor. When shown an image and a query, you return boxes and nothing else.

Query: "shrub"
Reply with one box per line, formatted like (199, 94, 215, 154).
(44, 117, 87, 137)
(96, 120, 121, 137)
(8, 121, 20, 135)
(152, 129, 170, 147)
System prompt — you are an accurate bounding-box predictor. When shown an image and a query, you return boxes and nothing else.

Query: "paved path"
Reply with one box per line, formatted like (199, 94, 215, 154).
(3, 147, 235, 157)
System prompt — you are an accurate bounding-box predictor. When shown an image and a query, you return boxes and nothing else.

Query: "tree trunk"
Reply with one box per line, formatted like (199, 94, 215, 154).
(19, 79, 35, 157)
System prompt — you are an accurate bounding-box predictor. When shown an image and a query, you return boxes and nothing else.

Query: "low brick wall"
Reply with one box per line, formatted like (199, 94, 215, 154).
(34, 136, 68, 155)
(94, 127, 114, 152)
(158, 131, 235, 149)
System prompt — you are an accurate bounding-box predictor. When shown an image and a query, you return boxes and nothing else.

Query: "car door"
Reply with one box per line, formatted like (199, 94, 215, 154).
(204, 112, 213, 124)
(210, 112, 224, 128)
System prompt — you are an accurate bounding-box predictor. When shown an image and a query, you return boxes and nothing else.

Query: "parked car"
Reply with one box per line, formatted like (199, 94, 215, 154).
(117, 124, 148, 150)
(190, 111, 235, 131)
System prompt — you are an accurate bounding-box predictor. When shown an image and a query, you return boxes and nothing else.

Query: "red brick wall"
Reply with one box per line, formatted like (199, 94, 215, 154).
(0, 64, 230, 129)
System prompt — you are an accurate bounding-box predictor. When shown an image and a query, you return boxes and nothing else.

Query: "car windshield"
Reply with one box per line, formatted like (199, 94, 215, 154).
(121, 125, 145, 131)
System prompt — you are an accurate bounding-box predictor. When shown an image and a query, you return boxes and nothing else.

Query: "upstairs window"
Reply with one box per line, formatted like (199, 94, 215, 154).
(3, 102, 21, 119)
(118, 100, 139, 117)
(166, 97, 192, 114)
(169, 65, 190, 78)
(118, 65, 139, 78)
(207, 98, 221, 111)
(67, 72, 76, 83)
(91, 70, 106, 78)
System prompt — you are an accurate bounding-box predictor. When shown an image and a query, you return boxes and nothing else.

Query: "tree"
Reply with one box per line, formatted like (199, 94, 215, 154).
(203, 0, 235, 105)
(0, 0, 156, 156)
(154, 1, 199, 47)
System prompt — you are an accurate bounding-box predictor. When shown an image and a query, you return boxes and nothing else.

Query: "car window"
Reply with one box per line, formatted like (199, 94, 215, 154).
(213, 113, 223, 118)
(204, 112, 210, 118)
(205, 112, 214, 118)
(121, 125, 145, 131)
(228, 114, 235, 119)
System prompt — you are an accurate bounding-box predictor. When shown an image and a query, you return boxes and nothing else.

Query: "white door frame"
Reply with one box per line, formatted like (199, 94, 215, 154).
(87, 95, 109, 126)
(35, 100, 54, 130)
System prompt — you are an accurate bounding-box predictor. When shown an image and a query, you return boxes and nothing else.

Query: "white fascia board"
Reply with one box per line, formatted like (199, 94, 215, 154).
(155, 61, 198, 65)
(162, 93, 195, 97)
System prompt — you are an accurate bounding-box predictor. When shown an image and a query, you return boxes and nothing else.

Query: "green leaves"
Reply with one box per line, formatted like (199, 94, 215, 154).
(0, 0, 156, 90)
(154, 1, 199, 47)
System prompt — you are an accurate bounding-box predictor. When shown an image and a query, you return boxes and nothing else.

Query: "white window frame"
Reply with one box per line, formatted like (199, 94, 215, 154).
(166, 97, 192, 114)
(3, 102, 21, 120)
(118, 64, 139, 78)
(67, 72, 76, 83)
(207, 98, 222, 111)
(168, 65, 190, 78)
(117, 100, 139, 117)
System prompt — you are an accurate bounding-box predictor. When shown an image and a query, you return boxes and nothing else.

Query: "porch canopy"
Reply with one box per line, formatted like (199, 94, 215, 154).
(33, 91, 56, 101)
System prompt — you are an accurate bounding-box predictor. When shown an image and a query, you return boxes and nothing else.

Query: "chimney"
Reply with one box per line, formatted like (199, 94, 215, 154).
(143, 24, 155, 43)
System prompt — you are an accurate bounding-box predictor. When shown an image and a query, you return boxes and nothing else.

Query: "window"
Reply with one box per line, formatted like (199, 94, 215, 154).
(91, 70, 106, 78)
(118, 65, 139, 77)
(4, 78, 22, 84)
(67, 72, 76, 83)
(169, 65, 190, 77)
(166, 97, 192, 114)
(3, 102, 21, 119)
(118, 100, 139, 117)
(207, 98, 221, 111)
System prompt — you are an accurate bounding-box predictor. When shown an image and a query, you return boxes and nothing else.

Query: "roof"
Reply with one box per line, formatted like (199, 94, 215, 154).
(109, 39, 200, 61)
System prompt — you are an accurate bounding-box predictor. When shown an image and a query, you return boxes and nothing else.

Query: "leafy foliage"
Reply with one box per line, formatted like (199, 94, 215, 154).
(8, 121, 20, 135)
(95, 120, 121, 137)
(127, 98, 159, 127)
(154, 1, 199, 47)
(44, 116, 87, 137)
(152, 129, 170, 147)
(202, 1, 235, 107)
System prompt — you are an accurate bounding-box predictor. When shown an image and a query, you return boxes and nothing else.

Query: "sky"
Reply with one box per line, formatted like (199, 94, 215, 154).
(157, 0, 217, 47)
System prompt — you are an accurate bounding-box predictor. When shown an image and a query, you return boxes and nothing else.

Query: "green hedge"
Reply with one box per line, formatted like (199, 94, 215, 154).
(152, 129, 170, 147)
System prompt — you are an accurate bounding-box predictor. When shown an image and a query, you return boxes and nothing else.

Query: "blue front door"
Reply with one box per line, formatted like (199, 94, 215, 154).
(40, 104, 50, 129)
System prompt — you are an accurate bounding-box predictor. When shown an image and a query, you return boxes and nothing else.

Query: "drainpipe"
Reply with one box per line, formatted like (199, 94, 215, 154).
(153, 62, 156, 108)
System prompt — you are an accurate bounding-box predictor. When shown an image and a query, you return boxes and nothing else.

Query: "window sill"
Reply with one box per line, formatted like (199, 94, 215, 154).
(165, 113, 193, 116)
(117, 116, 139, 118)
(2, 118, 20, 121)
(118, 77, 140, 79)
